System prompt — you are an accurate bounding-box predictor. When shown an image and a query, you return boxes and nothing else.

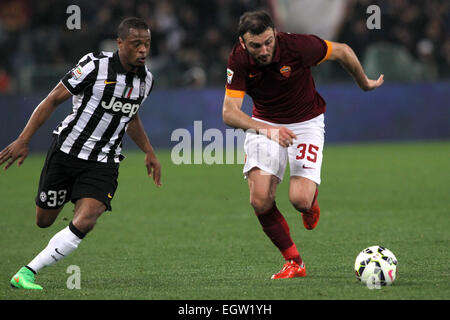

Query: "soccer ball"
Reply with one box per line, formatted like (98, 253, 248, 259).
(354, 245, 398, 287)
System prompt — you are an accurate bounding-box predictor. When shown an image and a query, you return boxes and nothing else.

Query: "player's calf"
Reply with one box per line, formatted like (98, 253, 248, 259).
(299, 189, 320, 230)
(250, 195, 275, 215)
(72, 198, 106, 234)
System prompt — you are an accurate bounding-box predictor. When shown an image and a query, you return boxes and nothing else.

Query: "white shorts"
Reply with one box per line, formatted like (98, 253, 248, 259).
(243, 114, 325, 185)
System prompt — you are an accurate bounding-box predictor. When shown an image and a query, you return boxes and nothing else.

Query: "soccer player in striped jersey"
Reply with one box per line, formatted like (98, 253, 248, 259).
(222, 11, 384, 279)
(0, 17, 161, 289)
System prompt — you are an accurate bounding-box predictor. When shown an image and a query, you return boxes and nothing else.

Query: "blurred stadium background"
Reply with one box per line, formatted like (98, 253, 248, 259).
(0, 0, 449, 149)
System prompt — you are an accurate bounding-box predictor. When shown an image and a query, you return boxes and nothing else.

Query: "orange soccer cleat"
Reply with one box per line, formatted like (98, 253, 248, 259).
(301, 189, 320, 230)
(271, 260, 306, 279)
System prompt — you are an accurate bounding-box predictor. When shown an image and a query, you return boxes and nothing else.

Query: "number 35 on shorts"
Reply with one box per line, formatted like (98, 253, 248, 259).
(295, 143, 319, 163)
(39, 189, 68, 207)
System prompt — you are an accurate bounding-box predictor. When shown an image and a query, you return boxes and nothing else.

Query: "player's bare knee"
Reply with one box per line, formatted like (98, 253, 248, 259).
(35, 214, 57, 228)
(290, 195, 312, 213)
(36, 218, 53, 228)
(35, 207, 59, 228)
(35, 213, 49, 228)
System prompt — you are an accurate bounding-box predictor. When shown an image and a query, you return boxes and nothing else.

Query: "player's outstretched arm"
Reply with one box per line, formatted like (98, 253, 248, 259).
(0, 82, 71, 171)
(327, 41, 384, 91)
(126, 114, 161, 187)
(222, 94, 296, 147)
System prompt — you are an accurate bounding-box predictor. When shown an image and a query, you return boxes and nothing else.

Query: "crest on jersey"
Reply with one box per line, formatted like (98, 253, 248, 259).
(227, 68, 234, 84)
(280, 65, 291, 78)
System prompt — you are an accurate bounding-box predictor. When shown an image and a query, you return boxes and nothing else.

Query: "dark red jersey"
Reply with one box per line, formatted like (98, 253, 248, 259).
(225, 32, 332, 124)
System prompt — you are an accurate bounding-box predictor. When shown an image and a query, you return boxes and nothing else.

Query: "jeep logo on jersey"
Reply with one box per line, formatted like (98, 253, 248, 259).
(101, 96, 140, 117)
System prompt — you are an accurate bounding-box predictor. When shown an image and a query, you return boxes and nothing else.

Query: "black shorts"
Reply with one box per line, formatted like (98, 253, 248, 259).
(35, 138, 119, 211)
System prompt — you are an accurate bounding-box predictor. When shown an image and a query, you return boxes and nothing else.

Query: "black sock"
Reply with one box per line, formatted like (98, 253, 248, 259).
(69, 221, 86, 239)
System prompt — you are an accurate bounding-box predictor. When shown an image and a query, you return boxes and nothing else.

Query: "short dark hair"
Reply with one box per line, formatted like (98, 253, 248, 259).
(117, 17, 150, 40)
(238, 11, 274, 38)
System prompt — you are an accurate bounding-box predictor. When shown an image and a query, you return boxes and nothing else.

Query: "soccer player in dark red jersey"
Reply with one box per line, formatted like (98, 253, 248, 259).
(222, 11, 383, 279)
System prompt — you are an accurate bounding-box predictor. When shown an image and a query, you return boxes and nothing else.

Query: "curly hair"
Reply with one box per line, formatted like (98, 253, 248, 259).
(117, 17, 150, 40)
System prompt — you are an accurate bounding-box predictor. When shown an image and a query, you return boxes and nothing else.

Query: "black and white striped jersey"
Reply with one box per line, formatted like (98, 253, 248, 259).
(55, 51, 154, 163)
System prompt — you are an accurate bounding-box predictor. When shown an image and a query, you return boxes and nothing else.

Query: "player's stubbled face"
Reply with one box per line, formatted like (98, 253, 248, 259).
(240, 28, 276, 66)
(118, 28, 151, 69)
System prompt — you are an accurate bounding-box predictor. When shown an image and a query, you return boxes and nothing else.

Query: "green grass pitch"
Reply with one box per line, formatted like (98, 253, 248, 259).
(1, 140, 449, 300)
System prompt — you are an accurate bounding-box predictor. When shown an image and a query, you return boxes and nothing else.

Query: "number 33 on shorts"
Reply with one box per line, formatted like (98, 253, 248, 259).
(39, 189, 68, 208)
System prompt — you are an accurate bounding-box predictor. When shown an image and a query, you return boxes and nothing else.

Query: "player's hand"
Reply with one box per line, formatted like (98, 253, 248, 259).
(361, 74, 384, 91)
(145, 153, 161, 187)
(266, 126, 297, 147)
(0, 138, 29, 171)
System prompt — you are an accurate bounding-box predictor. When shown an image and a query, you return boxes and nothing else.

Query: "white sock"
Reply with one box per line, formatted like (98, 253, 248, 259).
(27, 224, 83, 273)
